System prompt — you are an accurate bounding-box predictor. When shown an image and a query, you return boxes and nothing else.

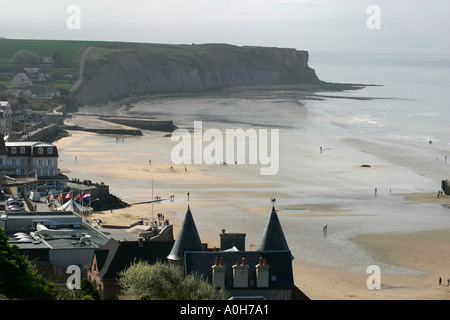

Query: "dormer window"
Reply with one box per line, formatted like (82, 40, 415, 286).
(20, 147, 25, 154)
(38, 147, 43, 154)
(11, 147, 16, 154)
(47, 147, 53, 154)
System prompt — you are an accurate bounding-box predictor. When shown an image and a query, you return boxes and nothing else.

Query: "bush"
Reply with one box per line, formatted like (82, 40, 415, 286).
(12, 49, 40, 66)
(0, 228, 56, 300)
(119, 260, 228, 300)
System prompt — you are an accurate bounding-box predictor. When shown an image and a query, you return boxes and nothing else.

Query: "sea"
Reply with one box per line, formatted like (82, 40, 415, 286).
(72, 51, 450, 275)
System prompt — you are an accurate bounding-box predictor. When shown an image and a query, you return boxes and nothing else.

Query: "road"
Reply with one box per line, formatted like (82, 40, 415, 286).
(69, 46, 93, 92)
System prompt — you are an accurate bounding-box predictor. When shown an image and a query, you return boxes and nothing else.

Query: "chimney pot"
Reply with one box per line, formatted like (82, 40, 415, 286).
(212, 257, 226, 288)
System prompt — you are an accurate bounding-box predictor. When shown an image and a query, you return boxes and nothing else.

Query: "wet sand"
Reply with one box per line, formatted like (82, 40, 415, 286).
(57, 112, 450, 300)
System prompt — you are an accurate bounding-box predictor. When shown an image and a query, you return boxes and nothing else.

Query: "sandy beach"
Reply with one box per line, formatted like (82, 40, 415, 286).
(56, 107, 450, 300)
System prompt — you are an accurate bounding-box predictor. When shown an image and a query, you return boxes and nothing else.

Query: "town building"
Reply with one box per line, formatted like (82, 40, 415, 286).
(87, 237, 175, 300)
(169, 205, 306, 300)
(2, 211, 110, 272)
(0, 134, 67, 196)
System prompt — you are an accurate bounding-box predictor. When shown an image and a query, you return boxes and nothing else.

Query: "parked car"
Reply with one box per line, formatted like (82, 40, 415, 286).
(8, 205, 24, 212)
(6, 200, 23, 207)
(6, 197, 20, 205)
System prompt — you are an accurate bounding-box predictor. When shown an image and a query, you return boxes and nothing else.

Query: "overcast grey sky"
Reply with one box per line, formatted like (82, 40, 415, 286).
(1, 0, 449, 54)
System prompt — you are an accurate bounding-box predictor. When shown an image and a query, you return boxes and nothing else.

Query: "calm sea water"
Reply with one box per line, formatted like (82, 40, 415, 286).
(308, 51, 450, 149)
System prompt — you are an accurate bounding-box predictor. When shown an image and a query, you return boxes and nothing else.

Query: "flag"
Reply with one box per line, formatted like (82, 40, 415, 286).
(83, 192, 91, 200)
(65, 191, 72, 199)
(74, 193, 81, 200)
(58, 193, 63, 202)
(49, 193, 54, 200)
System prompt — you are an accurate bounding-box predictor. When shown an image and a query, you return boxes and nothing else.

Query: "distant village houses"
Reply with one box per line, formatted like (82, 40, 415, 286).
(0, 101, 13, 134)
(42, 57, 55, 64)
(24, 67, 39, 74)
(10, 73, 33, 88)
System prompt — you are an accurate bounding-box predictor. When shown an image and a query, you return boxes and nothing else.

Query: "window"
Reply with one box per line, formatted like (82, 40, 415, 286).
(20, 147, 25, 154)
(47, 148, 53, 154)
(11, 147, 16, 154)
(38, 148, 43, 154)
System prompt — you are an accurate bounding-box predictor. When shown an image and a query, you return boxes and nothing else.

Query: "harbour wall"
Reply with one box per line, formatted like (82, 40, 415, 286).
(99, 117, 175, 132)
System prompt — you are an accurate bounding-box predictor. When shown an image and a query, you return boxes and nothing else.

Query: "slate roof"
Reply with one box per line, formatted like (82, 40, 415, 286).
(184, 250, 294, 290)
(167, 205, 203, 261)
(94, 238, 174, 280)
(258, 206, 290, 252)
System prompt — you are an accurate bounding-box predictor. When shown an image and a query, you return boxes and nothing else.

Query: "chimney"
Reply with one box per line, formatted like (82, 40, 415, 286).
(212, 257, 225, 288)
(256, 257, 270, 288)
(137, 237, 144, 247)
(232, 258, 249, 288)
(220, 231, 246, 251)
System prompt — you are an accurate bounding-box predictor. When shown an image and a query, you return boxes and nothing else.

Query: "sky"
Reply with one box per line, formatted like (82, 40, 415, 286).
(1, 0, 449, 55)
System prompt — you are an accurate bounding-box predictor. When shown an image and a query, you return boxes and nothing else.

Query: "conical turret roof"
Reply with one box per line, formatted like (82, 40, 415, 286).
(258, 206, 290, 252)
(167, 205, 203, 262)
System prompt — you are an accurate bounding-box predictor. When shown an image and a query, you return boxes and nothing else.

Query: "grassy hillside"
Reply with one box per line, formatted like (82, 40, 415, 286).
(0, 38, 94, 61)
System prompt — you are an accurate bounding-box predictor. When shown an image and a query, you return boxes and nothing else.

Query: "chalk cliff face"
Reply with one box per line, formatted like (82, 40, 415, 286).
(76, 44, 322, 105)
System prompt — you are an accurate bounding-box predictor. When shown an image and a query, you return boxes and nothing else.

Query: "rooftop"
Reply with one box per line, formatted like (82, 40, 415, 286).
(3, 211, 109, 250)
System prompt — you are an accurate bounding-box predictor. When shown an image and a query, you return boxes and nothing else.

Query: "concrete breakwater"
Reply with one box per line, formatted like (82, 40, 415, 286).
(99, 116, 175, 132)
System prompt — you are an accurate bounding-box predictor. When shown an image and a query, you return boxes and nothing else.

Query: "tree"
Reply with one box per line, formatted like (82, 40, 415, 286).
(12, 49, 40, 66)
(52, 52, 64, 64)
(0, 228, 56, 299)
(119, 260, 229, 300)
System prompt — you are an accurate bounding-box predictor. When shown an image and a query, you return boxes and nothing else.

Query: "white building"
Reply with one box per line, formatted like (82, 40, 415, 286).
(0, 136, 67, 195)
